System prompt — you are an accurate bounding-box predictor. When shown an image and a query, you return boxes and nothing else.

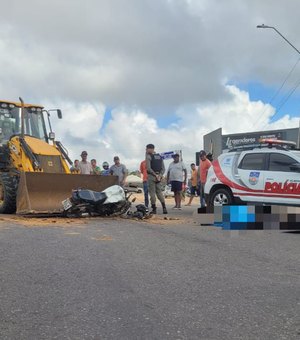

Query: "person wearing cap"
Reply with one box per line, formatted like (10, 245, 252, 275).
(78, 151, 93, 175)
(167, 153, 187, 210)
(101, 161, 110, 176)
(198, 150, 212, 207)
(109, 156, 128, 186)
(146, 144, 168, 214)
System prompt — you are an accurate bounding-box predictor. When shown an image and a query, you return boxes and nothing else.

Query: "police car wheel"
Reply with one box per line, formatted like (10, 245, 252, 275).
(210, 188, 233, 206)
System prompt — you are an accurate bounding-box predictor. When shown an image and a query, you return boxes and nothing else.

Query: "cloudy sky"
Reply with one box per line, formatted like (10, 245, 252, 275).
(1, 0, 300, 169)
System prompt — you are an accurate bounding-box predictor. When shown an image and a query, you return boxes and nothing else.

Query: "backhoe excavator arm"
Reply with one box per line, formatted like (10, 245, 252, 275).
(19, 137, 40, 170)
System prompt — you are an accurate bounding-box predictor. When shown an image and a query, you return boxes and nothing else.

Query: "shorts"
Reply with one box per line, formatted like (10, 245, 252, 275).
(190, 185, 200, 196)
(171, 181, 182, 193)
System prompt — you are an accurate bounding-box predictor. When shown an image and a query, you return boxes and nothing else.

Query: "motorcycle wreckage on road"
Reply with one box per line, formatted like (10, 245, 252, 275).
(62, 185, 150, 219)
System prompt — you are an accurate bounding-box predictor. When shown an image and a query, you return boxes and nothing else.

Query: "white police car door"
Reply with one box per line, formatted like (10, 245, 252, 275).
(264, 152, 300, 205)
(236, 152, 267, 202)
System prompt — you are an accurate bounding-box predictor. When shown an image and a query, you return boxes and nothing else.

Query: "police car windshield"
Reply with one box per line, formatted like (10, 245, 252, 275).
(291, 150, 300, 160)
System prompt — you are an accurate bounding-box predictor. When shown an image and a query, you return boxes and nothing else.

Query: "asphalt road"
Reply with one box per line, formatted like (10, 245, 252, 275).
(0, 209, 299, 340)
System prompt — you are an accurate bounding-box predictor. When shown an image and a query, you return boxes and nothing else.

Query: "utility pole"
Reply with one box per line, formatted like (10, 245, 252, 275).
(257, 24, 300, 148)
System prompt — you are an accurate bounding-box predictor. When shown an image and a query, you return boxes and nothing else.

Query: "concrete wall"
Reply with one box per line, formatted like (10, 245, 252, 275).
(204, 128, 222, 155)
(202, 128, 222, 162)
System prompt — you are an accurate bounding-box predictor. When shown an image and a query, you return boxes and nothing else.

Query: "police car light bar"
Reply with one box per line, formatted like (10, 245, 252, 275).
(258, 138, 297, 147)
(228, 139, 297, 153)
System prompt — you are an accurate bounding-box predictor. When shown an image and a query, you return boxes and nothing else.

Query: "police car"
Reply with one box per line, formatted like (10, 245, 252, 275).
(205, 139, 300, 206)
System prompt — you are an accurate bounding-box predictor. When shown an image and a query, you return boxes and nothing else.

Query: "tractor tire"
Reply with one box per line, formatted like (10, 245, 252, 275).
(209, 187, 234, 207)
(0, 173, 18, 214)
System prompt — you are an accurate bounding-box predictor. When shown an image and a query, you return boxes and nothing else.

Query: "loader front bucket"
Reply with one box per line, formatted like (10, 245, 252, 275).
(16, 172, 118, 215)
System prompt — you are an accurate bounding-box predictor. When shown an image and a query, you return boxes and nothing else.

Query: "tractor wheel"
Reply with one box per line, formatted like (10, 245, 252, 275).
(0, 173, 18, 214)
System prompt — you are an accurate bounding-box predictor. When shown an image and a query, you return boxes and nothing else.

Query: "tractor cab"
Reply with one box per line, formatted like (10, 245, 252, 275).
(0, 101, 48, 145)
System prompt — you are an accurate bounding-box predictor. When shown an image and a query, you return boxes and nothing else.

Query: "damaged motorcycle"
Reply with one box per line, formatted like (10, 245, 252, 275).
(62, 185, 151, 219)
(62, 185, 133, 217)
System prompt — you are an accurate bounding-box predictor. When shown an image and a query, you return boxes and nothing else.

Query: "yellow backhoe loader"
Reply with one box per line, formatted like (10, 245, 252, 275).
(0, 98, 117, 214)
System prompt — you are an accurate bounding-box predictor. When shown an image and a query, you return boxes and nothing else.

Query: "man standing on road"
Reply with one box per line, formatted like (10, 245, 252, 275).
(78, 151, 93, 175)
(140, 159, 149, 208)
(167, 153, 187, 210)
(109, 156, 128, 187)
(185, 163, 199, 206)
(198, 150, 212, 207)
(146, 144, 168, 214)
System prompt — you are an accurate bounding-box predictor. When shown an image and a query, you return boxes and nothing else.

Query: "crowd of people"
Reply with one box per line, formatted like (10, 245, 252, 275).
(142, 144, 212, 214)
(70, 151, 128, 186)
(140, 144, 211, 214)
(70, 145, 212, 215)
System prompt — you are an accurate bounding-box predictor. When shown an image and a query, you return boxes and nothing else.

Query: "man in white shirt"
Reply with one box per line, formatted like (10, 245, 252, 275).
(167, 153, 187, 210)
(78, 151, 93, 175)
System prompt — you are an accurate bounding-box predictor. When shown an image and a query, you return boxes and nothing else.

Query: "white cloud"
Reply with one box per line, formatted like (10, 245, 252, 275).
(49, 85, 298, 170)
(0, 1, 299, 170)
(1, 0, 300, 108)
(50, 102, 105, 160)
(55, 103, 105, 139)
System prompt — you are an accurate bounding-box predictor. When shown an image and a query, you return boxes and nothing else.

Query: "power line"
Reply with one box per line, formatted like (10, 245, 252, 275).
(253, 56, 300, 129)
(276, 77, 300, 113)
(261, 75, 300, 130)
